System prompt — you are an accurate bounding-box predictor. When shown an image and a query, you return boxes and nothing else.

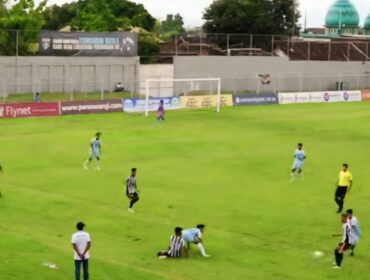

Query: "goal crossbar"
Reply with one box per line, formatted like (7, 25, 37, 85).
(145, 78, 222, 117)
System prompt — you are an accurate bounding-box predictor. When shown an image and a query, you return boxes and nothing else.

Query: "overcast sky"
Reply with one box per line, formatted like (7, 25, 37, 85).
(40, 0, 370, 28)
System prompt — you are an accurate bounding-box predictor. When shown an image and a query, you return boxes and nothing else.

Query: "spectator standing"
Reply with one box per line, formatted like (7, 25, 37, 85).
(34, 92, 42, 103)
(71, 222, 91, 280)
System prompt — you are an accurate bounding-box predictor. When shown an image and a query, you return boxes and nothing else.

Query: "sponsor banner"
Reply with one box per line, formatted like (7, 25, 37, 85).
(39, 31, 137, 57)
(0, 102, 59, 118)
(123, 97, 181, 113)
(61, 100, 123, 115)
(361, 89, 370, 101)
(181, 95, 233, 108)
(279, 91, 362, 104)
(233, 93, 278, 106)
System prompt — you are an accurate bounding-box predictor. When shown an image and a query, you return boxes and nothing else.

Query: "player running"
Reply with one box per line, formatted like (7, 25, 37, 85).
(346, 209, 361, 256)
(157, 100, 165, 121)
(290, 143, 306, 180)
(126, 168, 139, 213)
(332, 213, 354, 269)
(182, 224, 210, 257)
(157, 227, 187, 259)
(83, 132, 102, 170)
(334, 164, 353, 213)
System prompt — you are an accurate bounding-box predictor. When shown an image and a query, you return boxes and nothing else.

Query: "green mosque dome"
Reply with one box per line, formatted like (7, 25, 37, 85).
(365, 14, 370, 30)
(325, 0, 360, 28)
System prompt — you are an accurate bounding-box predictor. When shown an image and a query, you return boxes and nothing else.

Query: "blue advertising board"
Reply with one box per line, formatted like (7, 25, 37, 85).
(233, 93, 278, 106)
(123, 97, 181, 112)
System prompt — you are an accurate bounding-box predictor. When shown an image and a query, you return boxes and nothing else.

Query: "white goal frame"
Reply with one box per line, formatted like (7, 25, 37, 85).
(145, 78, 222, 117)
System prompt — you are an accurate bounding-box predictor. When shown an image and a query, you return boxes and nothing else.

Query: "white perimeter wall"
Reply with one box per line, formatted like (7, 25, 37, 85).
(138, 64, 174, 97)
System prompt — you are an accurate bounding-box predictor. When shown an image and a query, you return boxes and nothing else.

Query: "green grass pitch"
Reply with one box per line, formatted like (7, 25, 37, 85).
(0, 103, 370, 280)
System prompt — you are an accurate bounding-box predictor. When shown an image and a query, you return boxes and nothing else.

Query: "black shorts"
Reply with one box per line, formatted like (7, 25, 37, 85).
(335, 186, 348, 198)
(338, 242, 351, 251)
(127, 192, 138, 200)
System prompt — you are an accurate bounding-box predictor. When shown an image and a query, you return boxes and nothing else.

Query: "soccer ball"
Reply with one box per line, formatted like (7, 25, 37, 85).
(312, 251, 324, 259)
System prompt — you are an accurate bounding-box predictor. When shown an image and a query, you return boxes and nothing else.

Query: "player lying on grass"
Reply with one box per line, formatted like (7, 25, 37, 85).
(332, 213, 355, 269)
(346, 209, 361, 256)
(126, 168, 139, 213)
(290, 143, 306, 180)
(83, 132, 102, 170)
(182, 224, 210, 257)
(157, 100, 165, 121)
(157, 227, 188, 259)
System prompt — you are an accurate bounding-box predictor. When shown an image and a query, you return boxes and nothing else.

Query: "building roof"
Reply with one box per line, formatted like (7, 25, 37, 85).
(325, 0, 360, 28)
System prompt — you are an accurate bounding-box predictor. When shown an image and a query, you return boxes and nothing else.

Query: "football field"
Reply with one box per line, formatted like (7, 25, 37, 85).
(0, 103, 370, 280)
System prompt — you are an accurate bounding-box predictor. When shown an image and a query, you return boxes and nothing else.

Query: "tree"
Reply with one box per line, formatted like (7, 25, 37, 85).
(0, 0, 47, 55)
(42, 2, 79, 30)
(71, 0, 118, 31)
(138, 32, 160, 63)
(107, 0, 156, 31)
(160, 13, 185, 38)
(203, 0, 300, 35)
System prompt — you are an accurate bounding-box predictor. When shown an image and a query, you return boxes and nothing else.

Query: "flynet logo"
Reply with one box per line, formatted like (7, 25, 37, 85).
(6, 106, 32, 117)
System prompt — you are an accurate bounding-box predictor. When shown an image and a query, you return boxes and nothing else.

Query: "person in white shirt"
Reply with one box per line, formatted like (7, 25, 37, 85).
(346, 209, 361, 256)
(71, 222, 91, 280)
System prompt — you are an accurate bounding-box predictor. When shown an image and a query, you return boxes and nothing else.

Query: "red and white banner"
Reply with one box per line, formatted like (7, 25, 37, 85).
(279, 91, 362, 104)
(0, 102, 60, 118)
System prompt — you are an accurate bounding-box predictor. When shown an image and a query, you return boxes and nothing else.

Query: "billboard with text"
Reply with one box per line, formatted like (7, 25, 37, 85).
(123, 97, 181, 113)
(39, 31, 137, 56)
(0, 102, 60, 118)
(180, 95, 233, 108)
(61, 100, 123, 115)
(279, 91, 362, 104)
(233, 93, 278, 106)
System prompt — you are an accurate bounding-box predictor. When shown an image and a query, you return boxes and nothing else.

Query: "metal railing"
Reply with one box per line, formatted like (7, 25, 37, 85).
(1, 29, 370, 62)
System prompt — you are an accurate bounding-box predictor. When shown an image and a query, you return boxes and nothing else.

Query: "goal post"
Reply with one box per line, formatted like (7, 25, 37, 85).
(145, 77, 222, 117)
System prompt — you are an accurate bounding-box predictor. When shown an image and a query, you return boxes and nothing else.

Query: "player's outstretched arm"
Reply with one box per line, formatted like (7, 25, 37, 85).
(182, 246, 189, 258)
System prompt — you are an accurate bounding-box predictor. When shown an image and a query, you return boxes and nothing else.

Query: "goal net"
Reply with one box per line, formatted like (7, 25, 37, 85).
(142, 78, 223, 117)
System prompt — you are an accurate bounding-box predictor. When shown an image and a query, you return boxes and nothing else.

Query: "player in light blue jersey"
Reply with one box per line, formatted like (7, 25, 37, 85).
(83, 132, 102, 170)
(182, 224, 210, 257)
(290, 143, 306, 180)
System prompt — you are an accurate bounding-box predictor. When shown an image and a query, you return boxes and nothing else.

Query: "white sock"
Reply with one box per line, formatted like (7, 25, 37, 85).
(197, 243, 208, 257)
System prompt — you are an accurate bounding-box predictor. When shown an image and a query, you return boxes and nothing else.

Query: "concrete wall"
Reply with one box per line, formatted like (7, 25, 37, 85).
(138, 64, 174, 97)
(174, 56, 370, 94)
(0, 56, 139, 95)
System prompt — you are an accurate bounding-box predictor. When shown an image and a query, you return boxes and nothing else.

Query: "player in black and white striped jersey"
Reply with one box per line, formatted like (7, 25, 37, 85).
(332, 213, 355, 269)
(157, 227, 187, 259)
(126, 168, 139, 213)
